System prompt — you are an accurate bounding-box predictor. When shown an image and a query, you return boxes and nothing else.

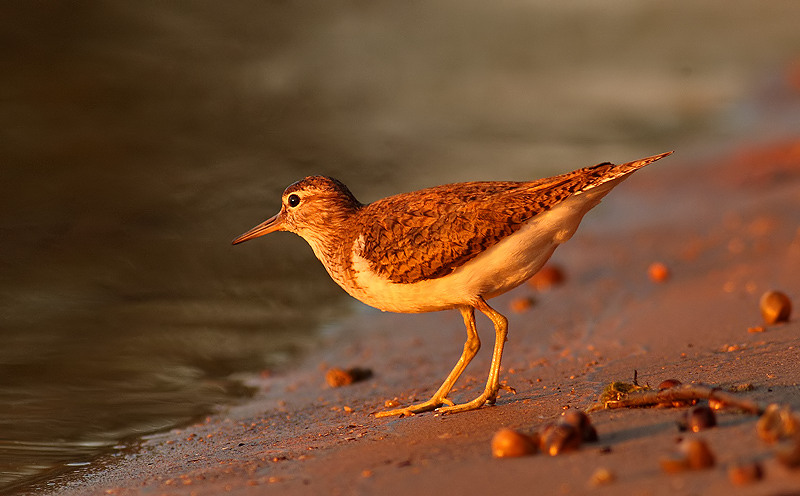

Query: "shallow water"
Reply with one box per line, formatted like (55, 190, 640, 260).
(2, 1, 800, 493)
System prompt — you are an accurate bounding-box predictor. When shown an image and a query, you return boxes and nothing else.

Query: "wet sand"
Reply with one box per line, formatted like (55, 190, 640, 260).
(41, 142, 800, 495)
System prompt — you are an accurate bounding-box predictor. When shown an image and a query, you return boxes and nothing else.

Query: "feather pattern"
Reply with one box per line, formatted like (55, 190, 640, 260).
(349, 158, 652, 284)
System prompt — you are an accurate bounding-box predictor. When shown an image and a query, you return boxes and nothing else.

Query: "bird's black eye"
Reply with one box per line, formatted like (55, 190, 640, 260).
(287, 193, 301, 208)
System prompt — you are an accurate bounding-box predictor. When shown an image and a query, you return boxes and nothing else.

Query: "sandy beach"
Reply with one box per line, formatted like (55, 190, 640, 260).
(33, 139, 800, 496)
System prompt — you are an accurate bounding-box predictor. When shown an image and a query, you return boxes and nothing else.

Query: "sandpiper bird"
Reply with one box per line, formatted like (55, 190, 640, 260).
(233, 151, 672, 417)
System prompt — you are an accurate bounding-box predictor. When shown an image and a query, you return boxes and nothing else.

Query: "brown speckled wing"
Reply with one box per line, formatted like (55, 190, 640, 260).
(355, 162, 619, 284)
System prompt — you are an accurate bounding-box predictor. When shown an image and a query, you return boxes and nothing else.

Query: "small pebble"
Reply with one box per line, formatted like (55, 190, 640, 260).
(326, 368, 354, 388)
(656, 379, 694, 407)
(589, 467, 615, 486)
(561, 410, 598, 442)
(562, 409, 590, 430)
(509, 296, 535, 313)
(648, 262, 670, 283)
(759, 290, 792, 324)
(491, 428, 538, 458)
(681, 438, 715, 470)
(747, 326, 766, 333)
(540, 423, 581, 456)
(325, 367, 373, 388)
(658, 379, 682, 391)
(528, 265, 565, 291)
(756, 404, 799, 443)
(661, 438, 715, 473)
(685, 405, 717, 433)
(728, 461, 764, 485)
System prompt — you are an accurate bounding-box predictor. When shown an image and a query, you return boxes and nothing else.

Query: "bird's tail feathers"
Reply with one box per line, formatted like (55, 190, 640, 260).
(586, 150, 673, 190)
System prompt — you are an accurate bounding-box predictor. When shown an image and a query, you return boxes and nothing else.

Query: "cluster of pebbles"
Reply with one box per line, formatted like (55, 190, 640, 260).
(660, 388, 800, 485)
(491, 409, 598, 459)
(492, 381, 800, 486)
(489, 285, 794, 486)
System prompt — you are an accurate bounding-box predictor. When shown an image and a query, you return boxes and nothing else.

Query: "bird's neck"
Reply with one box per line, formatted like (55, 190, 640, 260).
(298, 204, 362, 290)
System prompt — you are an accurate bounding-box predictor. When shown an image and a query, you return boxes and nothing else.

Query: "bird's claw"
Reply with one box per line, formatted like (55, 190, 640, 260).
(373, 398, 446, 418)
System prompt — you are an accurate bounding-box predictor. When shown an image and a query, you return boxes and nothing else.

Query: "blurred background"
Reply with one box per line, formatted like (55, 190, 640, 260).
(2, 0, 800, 492)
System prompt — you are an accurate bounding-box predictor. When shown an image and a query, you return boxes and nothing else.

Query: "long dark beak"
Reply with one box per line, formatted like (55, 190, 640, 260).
(231, 212, 284, 245)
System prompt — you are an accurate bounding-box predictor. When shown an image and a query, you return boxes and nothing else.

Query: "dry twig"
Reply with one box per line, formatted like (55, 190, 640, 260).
(588, 383, 764, 415)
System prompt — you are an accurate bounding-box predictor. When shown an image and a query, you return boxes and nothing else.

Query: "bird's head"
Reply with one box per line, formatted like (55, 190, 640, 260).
(232, 176, 361, 245)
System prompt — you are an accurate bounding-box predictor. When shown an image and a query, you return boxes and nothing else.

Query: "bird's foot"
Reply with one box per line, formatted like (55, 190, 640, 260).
(375, 382, 516, 417)
(435, 391, 492, 414)
(436, 383, 514, 414)
(373, 396, 454, 418)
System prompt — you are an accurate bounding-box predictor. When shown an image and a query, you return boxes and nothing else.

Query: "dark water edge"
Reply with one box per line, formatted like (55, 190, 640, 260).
(2, 1, 800, 493)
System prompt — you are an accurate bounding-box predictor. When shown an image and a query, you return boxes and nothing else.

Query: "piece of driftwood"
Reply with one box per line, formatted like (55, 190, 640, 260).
(588, 383, 764, 415)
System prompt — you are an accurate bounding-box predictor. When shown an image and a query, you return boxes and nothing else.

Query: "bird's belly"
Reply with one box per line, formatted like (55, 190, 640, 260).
(454, 211, 565, 300)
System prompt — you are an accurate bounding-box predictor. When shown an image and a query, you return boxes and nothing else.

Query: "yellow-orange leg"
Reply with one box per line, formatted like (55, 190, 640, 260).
(374, 305, 481, 417)
(437, 297, 508, 414)
(374, 297, 508, 417)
